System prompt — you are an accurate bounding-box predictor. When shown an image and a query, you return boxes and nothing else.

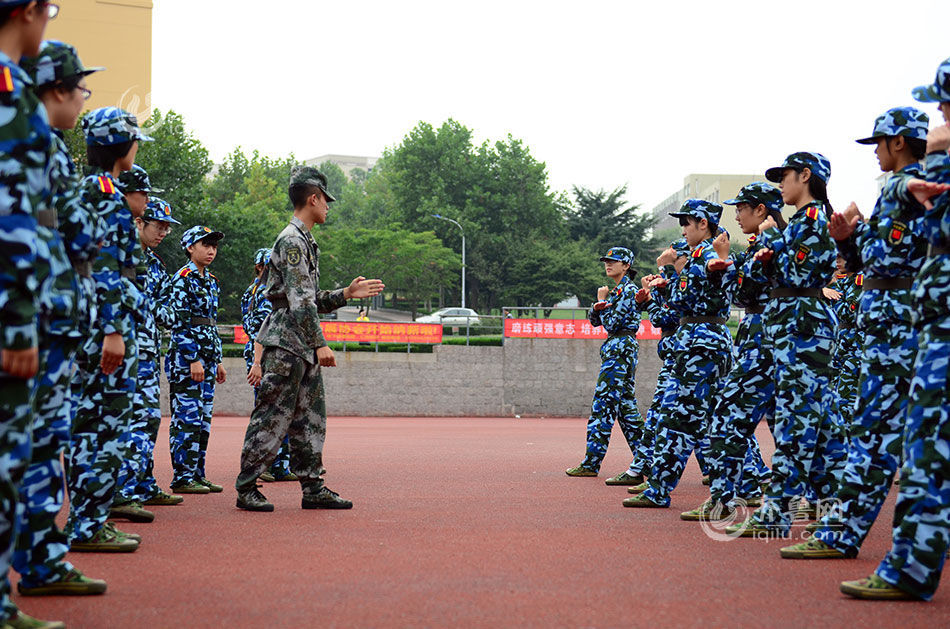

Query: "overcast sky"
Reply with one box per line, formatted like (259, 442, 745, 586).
(152, 0, 949, 216)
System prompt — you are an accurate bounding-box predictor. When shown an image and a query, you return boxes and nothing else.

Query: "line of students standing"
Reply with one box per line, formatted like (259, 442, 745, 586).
(570, 55, 950, 602)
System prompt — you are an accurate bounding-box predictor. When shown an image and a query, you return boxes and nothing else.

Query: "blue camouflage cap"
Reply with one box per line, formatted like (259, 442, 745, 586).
(671, 237, 690, 257)
(143, 197, 180, 225)
(82, 107, 154, 146)
(724, 181, 784, 213)
(765, 152, 830, 185)
(856, 107, 929, 144)
(669, 199, 723, 226)
(912, 57, 950, 103)
(180, 225, 224, 251)
(118, 164, 162, 194)
(599, 246, 633, 265)
(20, 40, 104, 88)
(254, 248, 271, 265)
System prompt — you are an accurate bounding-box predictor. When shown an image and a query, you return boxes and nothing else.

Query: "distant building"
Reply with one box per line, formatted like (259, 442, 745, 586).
(305, 154, 379, 179)
(651, 173, 797, 243)
(46, 0, 153, 121)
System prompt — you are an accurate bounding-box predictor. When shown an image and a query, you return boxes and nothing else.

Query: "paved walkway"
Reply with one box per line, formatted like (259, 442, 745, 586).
(19, 417, 948, 628)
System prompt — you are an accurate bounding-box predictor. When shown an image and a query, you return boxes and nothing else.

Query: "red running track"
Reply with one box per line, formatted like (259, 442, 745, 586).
(15, 417, 949, 628)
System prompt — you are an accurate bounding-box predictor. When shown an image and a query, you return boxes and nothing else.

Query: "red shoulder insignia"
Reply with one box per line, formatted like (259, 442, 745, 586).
(691, 247, 704, 259)
(855, 274, 864, 287)
(178, 268, 192, 278)
(98, 176, 116, 195)
(805, 206, 820, 221)
(0, 67, 13, 93)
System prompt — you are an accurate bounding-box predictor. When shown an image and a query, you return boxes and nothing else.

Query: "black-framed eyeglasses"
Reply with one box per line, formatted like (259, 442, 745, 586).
(78, 86, 91, 101)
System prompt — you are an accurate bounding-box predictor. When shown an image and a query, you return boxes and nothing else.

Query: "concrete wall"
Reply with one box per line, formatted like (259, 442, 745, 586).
(162, 339, 661, 418)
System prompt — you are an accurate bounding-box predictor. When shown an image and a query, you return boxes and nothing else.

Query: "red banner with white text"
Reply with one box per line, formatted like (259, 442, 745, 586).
(321, 321, 443, 344)
(504, 318, 662, 340)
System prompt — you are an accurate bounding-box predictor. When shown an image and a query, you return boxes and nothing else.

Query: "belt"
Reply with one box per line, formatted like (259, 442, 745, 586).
(744, 304, 765, 315)
(269, 296, 289, 309)
(661, 327, 677, 339)
(862, 276, 914, 291)
(607, 330, 637, 340)
(120, 266, 136, 280)
(191, 317, 216, 326)
(928, 243, 950, 257)
(679, 316, 728, 326)
(71, 259, 92, 278)
(770, 287, 823, 299)
(37, 209, 57, 228)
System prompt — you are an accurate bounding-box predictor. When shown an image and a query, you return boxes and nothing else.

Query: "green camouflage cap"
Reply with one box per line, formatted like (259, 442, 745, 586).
(144, 197, 180, 225)
(856, 107, 930, 144)
(118, 164, 162, 194)
(82, 107, 154, 146)
(912, 57, 950, 103)
(669, 199, 723, 225)
(180, 225, 224, 251)
(20, 40, 104, 89)
(599, 246, 633, 265)
(290, 165, 336, 202)
(723, 181, 784, 213)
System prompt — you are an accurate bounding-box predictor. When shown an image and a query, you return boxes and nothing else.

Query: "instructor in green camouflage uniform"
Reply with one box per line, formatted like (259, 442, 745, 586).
(235, 166, 383, 512)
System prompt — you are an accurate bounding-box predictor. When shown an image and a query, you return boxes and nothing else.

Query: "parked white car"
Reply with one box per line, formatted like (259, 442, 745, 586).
(415, 307, 480, 326)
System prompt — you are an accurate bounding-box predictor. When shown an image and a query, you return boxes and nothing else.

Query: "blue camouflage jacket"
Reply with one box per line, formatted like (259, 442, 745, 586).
(667, 239, 732, 350)
(241, 277, 272, 366)
(722, 235, 771, 351)
(136, 248, 173, 360)
(0, 52, 52, 351)
(168, 260, 222, 364)
(747, 201, 837, 338)
(588, 275, 641, 337)
(911, 150, 950, 325)
(829, 273, 863, 359)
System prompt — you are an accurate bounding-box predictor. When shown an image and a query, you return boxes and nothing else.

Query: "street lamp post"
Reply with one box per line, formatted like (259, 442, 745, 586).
(431, 214, 465, 309)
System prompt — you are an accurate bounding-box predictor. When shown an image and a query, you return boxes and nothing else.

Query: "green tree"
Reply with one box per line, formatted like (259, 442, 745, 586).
(135, 109, 213, 213)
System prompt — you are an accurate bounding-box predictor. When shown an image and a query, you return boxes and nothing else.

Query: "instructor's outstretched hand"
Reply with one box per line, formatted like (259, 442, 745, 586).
(344, 276, 385, 300)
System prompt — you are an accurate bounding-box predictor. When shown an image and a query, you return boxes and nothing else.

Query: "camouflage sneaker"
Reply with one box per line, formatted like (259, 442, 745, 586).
(258, 472, 276, 482)
(738, 493, 763, 508)
(236, 489, 274, 512)
(2, 611, 66, 629)
(565, 465, 597, 477)
(840, 575, 916, 600)
(142, 490, 184, 506)
(199, 478, 224, 493)
(780, 537, 849, 559)
(622, 494, 666, 508)
(724, 518, 789, 538)
(680, 500, 734, 521)
(17, 568, 107, 596)
(103, 522, 141, 543)
(626, 481, 650, 494)
(302, 487, 353, 510)
(701, 475, 711, 486)
(109, 501, 154, 523)
(170, 480, 211, 494)
(605, 471, 644, 486)
(273, 472, 299, 482)
(69, 526, 138, 553)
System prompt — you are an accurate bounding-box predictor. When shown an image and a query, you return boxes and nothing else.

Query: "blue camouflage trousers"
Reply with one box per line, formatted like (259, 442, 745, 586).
(643, 327, 733, 506)
(830, 328, 862, 430)
(751, 328, 848, 532)
(65, 329, 138, 543)
(625, 338, 673, 477)
(167, 351, 216, 486)
(0, 371, 33, 619)
(708, 320, 776, 507)
(814, 318, 916, 556)
(580, 336, 644, 473)
(247, 355, 291, 477)
(874, 316, 950, 600)
(13, 335, 78, 587)
(117, 356, 162, 503)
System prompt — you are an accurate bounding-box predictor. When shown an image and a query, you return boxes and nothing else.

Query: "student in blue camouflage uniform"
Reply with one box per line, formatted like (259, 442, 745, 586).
(616, 240, 688, 486)
(826, 260, 864, 431)
(0, 4, 66, 627)
(682, 183, 783, 520)
(565, 247, 645, 479)
(243, 248, 295, 482)
(167, 225, 227, 494)
(65, 107, 152, 554)
(725, 152, 845, 537)
(840, 64, 950, 600)
(624, 200, 733, 509)
(12, 38, 109, 598)
(781, 107, 932, 562)
(116, 194, 183, 513)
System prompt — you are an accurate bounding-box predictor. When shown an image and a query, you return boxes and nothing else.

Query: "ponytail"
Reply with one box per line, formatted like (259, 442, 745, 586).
(808, 176, 833, 217)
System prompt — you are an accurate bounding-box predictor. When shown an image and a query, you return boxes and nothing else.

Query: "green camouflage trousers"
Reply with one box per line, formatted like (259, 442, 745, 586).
(235, 347, 328, 495)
